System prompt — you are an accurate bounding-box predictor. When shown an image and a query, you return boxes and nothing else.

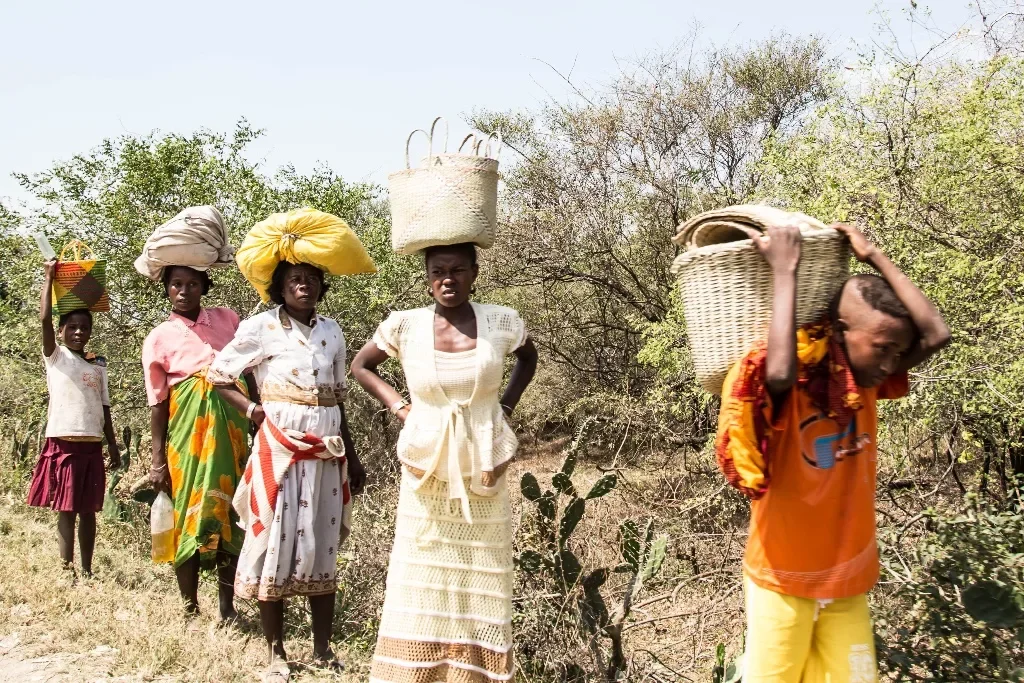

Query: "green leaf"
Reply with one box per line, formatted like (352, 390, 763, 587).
(552, 472, 577, 497)
(620, 520, 640, 570)
(582, 567, 608, 592)
(580, 572, 610, 631)
(641, 534, 668, 582)
(518, 550, 544, 574)
(538, 492, 557, 521)
(559, 497, 585, 543)
(561, 448, 578, 478)
(556, 549, 582, 587)
(586, 474, 617, 499)
(520, 473, 542, 501)
(724, 653, 744, 683)
(962, 580, 1023, 628)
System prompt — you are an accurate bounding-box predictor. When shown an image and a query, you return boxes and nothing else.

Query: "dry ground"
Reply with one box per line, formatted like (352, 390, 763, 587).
(0, 444, 747, 683)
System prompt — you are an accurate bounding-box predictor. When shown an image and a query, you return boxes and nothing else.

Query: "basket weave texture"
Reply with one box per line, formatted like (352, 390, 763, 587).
(387, 118, 500, 256)
(670, 205, 850, 395)
(53, 240, 110, 314)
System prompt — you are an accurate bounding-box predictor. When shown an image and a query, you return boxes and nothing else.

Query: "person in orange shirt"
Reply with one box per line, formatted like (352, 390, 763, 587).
(715, 221, 950, 683)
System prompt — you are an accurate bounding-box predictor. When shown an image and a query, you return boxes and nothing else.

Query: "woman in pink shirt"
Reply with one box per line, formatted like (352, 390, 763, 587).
(142, 265, 253, 621)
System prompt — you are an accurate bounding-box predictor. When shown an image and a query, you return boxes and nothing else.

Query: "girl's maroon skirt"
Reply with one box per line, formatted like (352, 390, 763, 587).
(27, 438, 105, 514)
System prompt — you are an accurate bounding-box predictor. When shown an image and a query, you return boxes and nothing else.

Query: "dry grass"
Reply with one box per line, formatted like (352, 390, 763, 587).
(0, 439, 758, 683)
(0, 495, 379, 682)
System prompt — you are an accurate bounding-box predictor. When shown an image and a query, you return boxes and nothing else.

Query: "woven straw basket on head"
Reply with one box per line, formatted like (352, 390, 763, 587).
(670, 205, 850, 395)
(388, 117, 501, 256)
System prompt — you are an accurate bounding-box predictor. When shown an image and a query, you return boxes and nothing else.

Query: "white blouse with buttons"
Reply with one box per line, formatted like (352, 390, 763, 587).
(208, 305, 348, 404)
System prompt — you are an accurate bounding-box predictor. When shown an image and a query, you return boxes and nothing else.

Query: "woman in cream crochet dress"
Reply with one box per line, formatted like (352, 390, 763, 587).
(351, 242, 538, 682)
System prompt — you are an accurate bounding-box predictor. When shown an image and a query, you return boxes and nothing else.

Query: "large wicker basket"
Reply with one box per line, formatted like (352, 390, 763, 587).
(388, 117, 500, 256)
(670, 205, 850, 395)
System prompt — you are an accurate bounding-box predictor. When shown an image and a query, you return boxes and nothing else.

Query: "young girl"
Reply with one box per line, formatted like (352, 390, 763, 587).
(27, 259, 120, 578)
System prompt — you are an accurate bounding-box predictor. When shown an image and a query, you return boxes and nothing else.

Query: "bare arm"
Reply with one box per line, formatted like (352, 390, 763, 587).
(834, 224, 951, 370)
(500, 338, 539, 416)
(40, 260, 56, 357)
(244, 372, 260, 404)
(214, 384, 265, 427)
(102, 405, 121, 470)
(745, 224, 803, 399)
(350, 342, 409, 422)
(148, 401, 172, 494)
(338, 404, 365, 494)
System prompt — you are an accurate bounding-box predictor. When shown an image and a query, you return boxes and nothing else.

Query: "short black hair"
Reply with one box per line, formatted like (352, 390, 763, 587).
(830, 274, 915, 327)
(267, 261, 329, 305)
(58, 308, 93, 328)
(424, 242, 478, 269)
(161, 266, 212, 296)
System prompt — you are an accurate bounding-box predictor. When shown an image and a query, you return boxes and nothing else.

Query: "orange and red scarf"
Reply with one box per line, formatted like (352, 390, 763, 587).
(715, 322, 863, 499)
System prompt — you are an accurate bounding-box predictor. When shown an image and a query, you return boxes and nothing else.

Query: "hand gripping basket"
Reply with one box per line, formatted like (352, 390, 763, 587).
(387, 117, 501, 256)
(670, 205, 850, 395)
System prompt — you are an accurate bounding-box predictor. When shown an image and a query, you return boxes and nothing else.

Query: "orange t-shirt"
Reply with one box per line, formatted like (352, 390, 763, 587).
(738, 371, 909, 600)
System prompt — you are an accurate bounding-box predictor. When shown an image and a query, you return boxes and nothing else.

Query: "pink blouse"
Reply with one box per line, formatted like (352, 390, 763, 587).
(142, 307, 240, 406)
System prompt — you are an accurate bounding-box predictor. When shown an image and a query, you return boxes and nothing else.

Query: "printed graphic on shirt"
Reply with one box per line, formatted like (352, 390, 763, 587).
(798, 412, 871, 469)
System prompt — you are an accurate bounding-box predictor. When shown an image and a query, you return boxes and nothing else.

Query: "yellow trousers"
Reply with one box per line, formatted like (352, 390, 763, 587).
(744, 577, 877, 683)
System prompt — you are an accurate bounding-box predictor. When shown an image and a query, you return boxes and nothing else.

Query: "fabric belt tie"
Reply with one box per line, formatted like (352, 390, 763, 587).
(441, 400, 475, 522)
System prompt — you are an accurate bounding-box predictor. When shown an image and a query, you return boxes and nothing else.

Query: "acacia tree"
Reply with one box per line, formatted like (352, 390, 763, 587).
(0, 121, 421, 461)
(471, 34, 835, 440)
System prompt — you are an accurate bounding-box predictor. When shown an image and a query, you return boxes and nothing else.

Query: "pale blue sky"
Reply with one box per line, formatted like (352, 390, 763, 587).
(0, 1, 975, 204)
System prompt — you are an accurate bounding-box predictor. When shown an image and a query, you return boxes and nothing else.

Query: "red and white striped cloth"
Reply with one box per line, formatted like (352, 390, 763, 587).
(233, 419, 351, 570)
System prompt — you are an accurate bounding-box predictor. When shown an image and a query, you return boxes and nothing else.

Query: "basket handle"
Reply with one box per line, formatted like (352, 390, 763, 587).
(404, 116, 449, 168)
(457, 133, 477, 154)
(456, 131, 503, 160)
(404, 129, 429, 169)
(480, 131, 502, 161)
(58, 239, 96, 262)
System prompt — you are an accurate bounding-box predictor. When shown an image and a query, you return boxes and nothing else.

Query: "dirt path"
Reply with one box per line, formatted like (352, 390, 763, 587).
(0, 632, 124, 682)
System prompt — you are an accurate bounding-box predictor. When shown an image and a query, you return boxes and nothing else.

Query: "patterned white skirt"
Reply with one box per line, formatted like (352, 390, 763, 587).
(371, 471, 514, 682)
(234, 401, 344, 601)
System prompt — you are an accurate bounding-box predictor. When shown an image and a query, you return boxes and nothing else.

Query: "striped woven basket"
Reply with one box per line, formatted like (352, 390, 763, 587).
(670, 205, 850, 395)
(387, 117, 500, 256)
(52, 240, 110, 314)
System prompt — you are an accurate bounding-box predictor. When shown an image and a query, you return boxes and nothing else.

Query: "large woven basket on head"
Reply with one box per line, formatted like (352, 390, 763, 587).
(670, 205, 850, 395)
(388, 117, 500, 256)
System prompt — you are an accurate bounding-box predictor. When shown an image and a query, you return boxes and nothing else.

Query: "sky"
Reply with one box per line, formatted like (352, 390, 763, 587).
(0, 1, 978, 204)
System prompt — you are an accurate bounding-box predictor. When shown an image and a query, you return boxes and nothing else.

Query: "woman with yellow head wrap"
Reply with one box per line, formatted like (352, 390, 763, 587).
(209, 208, 374, 680)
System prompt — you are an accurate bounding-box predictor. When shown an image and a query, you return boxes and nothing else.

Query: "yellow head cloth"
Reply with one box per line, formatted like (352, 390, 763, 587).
(236, 208, 377, 302)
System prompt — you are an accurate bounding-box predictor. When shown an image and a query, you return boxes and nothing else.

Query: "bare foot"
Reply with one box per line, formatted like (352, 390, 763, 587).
(311, 649, 344, 673)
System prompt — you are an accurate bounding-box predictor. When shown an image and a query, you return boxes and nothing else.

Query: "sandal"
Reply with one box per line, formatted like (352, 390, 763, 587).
(260, 659, 290, 683)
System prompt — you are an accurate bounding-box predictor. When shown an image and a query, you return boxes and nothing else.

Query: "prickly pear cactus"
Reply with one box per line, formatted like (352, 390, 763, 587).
(102, 425, 137, 521)
(517, 418, 617, 590)
(515, 418, 669, 681)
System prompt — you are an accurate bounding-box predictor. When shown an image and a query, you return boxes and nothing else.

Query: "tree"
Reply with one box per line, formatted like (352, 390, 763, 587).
(0, 121, 422, 463)
(470, 33, 835, 439)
